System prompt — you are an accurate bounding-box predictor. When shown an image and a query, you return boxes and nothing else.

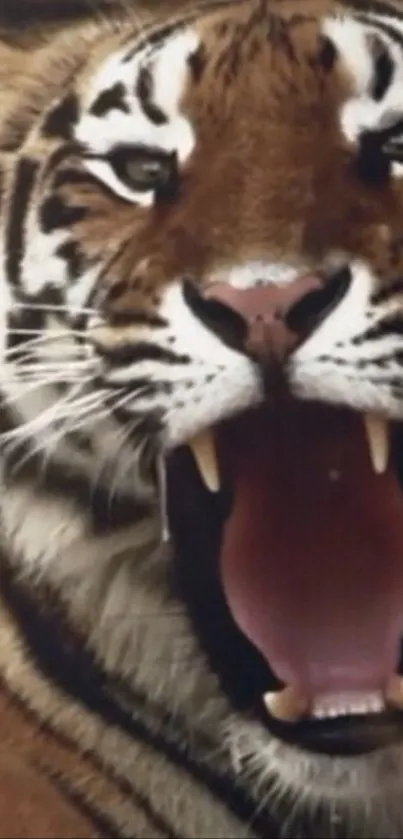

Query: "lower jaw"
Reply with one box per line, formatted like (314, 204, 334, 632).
(261, 702, 403, 755)
(181, 399, 403, 744)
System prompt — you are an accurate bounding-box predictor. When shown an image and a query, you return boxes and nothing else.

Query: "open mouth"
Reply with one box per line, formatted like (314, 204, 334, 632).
(176, 399, 403, 753)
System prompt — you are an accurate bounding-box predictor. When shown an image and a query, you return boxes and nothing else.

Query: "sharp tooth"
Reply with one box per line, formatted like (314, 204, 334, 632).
(384, 675, 403, 711)
(263, 685, 310, 723)
(363, 413, 389, 474)
(188, 430, 220, 492)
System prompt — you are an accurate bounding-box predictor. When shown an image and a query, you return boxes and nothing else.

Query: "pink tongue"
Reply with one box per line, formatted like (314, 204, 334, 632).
(219, 404, 403, 694)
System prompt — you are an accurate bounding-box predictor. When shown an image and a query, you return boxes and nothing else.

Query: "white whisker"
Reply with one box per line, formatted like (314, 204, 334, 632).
(13, 301, 99, 318)
(105, 421, 137, 512)
(3, 333, 74, 359)
(6, 348, 86, 363)
(6, 327, 89, 340)
(1, 376, 87, 408)
(15, 359, 92, 376)
(34, 397, 114, 479)
(34, 386, 126, 479)
(62, 387, 110, 414)
(74, 388, 136, 502)
(2, 385, 107, 472)
(0, 377, 95, 443)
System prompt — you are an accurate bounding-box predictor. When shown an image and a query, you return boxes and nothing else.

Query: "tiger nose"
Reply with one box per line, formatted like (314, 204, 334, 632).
(205, 266, 351, 363)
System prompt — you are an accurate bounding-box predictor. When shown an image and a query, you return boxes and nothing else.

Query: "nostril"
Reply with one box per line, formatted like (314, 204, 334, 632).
(183, 278, 248, 352)
(285, 266, 352, 336)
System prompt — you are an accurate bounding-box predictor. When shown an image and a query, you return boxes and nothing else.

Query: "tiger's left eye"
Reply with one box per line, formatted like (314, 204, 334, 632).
(110, 146, 178, 196)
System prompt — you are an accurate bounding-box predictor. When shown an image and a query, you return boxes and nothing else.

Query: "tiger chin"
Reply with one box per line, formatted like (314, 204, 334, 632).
(4, 0, 403, 836)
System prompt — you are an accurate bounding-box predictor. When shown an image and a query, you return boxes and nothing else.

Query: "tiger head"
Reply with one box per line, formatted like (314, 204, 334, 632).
(7, 0, 403, 834)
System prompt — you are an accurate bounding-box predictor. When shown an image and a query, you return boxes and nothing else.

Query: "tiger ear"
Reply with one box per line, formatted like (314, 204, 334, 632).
(322, 15, 403, 143)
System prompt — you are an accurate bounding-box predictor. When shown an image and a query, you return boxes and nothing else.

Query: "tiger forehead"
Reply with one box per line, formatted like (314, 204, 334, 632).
(190, 0, 326, 71)
(65, 6, 380, 276)
(79, 2, 340, 133)
(18, 0, 403, 311)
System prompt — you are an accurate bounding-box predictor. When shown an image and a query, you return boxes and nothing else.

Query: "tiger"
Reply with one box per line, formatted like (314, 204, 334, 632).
(4, 0, 403, 835)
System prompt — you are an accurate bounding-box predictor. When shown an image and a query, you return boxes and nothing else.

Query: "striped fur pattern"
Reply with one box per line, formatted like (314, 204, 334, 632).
(3, 1, 403, 836)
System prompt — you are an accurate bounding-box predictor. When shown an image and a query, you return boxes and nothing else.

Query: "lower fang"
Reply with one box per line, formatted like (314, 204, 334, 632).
(263, 685, 310, 723)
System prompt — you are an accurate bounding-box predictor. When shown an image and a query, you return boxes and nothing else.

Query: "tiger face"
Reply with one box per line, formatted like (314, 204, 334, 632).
(6, 0, 403, 835)
(26, 2, 403, 441)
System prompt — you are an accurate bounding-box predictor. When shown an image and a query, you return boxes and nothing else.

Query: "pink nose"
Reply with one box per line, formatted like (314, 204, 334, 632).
(205, 274, 324, 363)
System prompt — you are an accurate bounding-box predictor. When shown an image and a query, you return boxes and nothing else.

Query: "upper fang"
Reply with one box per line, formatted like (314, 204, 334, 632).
(188, 429, 220, 492)
(363, 413, 389, 475)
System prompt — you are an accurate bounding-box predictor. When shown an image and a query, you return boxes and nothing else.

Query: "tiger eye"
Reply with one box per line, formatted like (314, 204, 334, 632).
(110, 146, 178, 194)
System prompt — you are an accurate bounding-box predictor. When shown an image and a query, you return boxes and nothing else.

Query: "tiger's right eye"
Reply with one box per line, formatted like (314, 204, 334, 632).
(109, 146, 179, 198)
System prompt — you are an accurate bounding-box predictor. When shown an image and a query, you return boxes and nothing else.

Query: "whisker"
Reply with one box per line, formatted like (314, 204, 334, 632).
(51, 390, 110, 423)
(35, 397, 116, 479)
(4, 335, 68, 359)
(13, 301, 99, 318)
(6, 348, 87, 364)
(83, 388, 146, 504)
(2, 387, 108, 471)
(1, 375, 88, 408)
(90, 411, 136, 506)
(106, 425, 137, 512)
(6, 327, 90, 340)
(0, 378, 97, 443)
(14, 360, 92, 376)
(14, 373, 90, 386)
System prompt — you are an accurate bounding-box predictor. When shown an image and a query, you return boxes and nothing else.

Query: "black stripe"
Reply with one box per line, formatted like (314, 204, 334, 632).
(39, 194, 87, 233)
(41, 142, 81, 182)
(108, 310, 169, 328)
(5, 157, 39, 287)
(52, 166, 123, 203)
(188, 44, 208, 82)
(42, 93, 80, 141)
(372, 35, 394, 99)
(123, 21, 188, 64)
(31, 762, 123, 839)
(6, 304, 44, 353)
(122, 0, 245, 64)
(53, 168, 96, 190)
(45, 764, 182, 839)
(99, 341, 190, 366)
(56, 240, 85, 281)
(347, 0, 403, 25)
(89, 234, 134, 302)
(136, 67, 167, 126)
(100, 377, 157, 395)
(354, 12, 403, 49)
(371, 277, 403, 303)
(90, 83, 130, 118)
(51, 165, 129, 201)
(0, 0, 118, 28)
(353, 315, 403, 343)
